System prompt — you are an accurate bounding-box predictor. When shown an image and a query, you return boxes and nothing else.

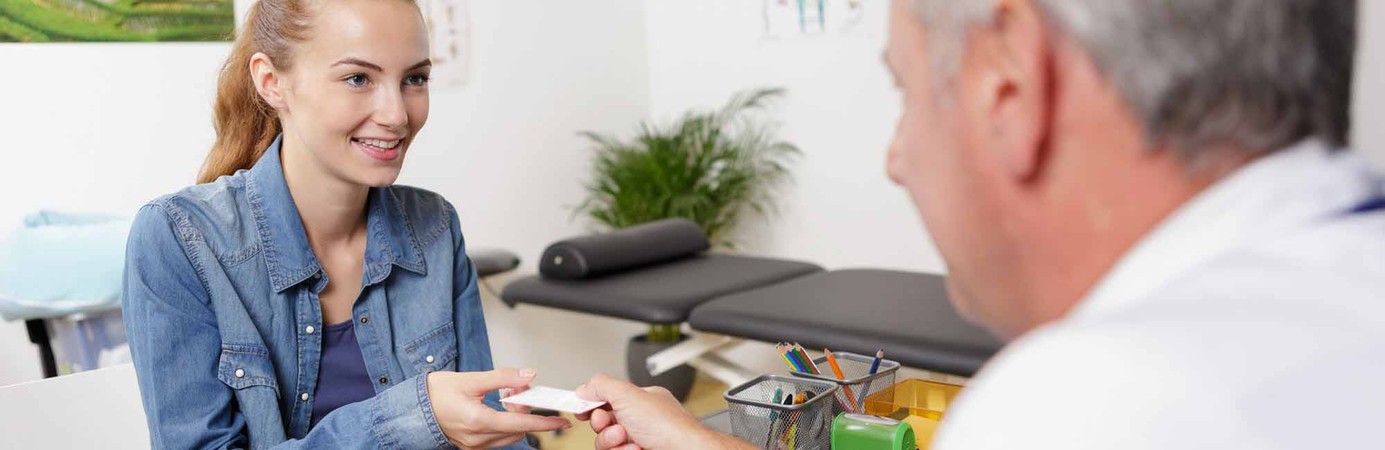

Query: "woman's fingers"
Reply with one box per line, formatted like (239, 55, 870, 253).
(457, 368, 539, 396)
(483, 409, 572, 434)
(499, 387, 532, 414)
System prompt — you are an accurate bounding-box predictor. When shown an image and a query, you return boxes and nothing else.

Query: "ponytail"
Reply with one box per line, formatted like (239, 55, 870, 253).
(198, 0, 312, 184)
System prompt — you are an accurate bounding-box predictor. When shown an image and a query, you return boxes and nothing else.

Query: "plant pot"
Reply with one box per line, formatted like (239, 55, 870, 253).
(626, 334, 696, 402)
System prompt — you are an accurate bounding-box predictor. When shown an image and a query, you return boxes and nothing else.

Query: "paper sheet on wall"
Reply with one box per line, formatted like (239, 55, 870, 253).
(419, 0, 472, 88)
(763, 0, 870, 39)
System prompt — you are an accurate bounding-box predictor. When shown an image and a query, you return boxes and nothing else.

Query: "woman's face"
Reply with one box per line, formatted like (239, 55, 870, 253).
(276, 0, 431, 188)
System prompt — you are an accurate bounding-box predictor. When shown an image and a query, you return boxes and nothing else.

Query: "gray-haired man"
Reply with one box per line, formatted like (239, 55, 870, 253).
(576, 0, 1382, 448)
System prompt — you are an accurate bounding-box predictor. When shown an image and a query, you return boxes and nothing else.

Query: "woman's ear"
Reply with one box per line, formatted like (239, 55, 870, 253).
(978, 0, 1053, 181)
(248, 52, 288, 110)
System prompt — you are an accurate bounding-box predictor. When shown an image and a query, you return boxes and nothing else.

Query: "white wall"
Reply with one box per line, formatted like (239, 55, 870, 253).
(0, 42, 226, 386)
(642, 0, 947, 274)
(0, 0, 653, 389)
(1355, 0, 1385, 167)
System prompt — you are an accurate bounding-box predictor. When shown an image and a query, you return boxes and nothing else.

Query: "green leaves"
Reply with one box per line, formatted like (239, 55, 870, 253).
(576, 87, 800, 248)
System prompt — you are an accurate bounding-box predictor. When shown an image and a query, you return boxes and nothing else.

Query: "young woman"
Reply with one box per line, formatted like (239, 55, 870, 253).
(120, 0, 568, 447)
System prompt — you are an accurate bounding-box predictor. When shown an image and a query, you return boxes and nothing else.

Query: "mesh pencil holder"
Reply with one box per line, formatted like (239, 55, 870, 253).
(790, 352, 900, 414)
(724, 375, 843, 450)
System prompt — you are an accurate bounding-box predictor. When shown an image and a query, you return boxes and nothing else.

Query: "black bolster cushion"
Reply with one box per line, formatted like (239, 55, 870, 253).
(539, 218, 711, 280)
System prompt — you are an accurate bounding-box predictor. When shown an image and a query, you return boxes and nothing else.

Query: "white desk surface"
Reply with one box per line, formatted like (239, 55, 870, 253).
(0, 364, 149, 448)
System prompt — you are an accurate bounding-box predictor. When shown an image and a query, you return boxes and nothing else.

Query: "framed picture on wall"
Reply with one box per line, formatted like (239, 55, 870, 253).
(0, 0, 235, 43)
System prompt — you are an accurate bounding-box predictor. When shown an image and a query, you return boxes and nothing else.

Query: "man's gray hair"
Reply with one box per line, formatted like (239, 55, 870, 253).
(916, 0, 1356, 157)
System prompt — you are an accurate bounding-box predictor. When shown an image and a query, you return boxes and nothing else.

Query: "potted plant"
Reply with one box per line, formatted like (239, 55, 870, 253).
(575, 87, 800, 399)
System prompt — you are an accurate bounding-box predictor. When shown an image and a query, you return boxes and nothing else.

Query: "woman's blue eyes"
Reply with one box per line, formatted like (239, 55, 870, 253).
(343, 74, 430, 88)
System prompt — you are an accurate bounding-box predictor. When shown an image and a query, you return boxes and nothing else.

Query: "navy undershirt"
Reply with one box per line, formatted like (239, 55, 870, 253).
(309, 319, 377, 429)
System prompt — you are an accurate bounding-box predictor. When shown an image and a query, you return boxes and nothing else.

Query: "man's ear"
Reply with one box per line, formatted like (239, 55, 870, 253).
(248, 52, 288, 110)
(978, 0, 1052, 181)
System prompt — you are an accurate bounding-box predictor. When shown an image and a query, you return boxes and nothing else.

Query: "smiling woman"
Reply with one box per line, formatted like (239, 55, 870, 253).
(121, 0, 566, 448)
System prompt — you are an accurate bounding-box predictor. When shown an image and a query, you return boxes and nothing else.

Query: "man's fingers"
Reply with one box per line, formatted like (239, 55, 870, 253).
(587, 407, 614, 432)
(577, 373, 638, 405)
(459, 368, 538, 396)
(595, 424, 630, 450)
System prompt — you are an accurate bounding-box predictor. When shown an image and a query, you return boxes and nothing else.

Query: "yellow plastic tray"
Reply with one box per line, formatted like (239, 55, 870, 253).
(862, 378, 965, 449)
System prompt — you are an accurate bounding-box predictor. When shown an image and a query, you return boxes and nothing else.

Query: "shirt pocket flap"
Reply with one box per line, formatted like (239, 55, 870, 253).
(217, 344, 278, 391)
(402, 321, 458, 373)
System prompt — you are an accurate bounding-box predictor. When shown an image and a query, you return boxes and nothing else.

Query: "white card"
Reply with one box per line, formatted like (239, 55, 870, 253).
(500, 386, 608, 414)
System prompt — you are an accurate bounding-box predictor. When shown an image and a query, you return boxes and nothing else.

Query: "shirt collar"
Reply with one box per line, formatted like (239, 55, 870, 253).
(246, 135, 427, 293)
(1072, 139, 1384, 320)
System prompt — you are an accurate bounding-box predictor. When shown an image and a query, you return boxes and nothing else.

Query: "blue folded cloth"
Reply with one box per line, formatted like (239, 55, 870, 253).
(0, 210, 132, 321)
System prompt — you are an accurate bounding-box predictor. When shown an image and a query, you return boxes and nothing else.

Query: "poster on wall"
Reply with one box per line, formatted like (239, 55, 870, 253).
(763, 0, 870, 39)
(0, 0, 234, 43)
(418, 0, 471, 88)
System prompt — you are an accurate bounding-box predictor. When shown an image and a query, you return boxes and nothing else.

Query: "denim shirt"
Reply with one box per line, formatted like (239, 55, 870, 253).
(121, 137, 527, 450)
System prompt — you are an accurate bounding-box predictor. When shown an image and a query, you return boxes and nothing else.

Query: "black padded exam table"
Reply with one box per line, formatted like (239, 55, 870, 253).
(469, 248, 522, 278)
(501, 254, 822, 323)
(500, 218, 1003, 394)
(689, 269, 1002, 377)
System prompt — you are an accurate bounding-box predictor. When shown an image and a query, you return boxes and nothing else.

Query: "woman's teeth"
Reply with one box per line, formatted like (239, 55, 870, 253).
(355, 138, 401, 149)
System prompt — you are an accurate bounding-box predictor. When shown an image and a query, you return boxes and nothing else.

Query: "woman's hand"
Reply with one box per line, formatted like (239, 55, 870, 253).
(426, 368, 571, 449)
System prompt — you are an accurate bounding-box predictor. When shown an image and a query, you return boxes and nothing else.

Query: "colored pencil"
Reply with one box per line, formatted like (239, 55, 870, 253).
(777, 343, 807, 372)
(786, 349, 809, 373)
(793, 343, 821, 374)
(857, 349, 885, 411)
(823, 348, 859, 411)
(824, 348, 846, 379)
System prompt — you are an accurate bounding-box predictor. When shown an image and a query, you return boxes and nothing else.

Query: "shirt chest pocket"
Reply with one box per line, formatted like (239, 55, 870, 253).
(402, 321, 459, 374)
(217, 344, 279, 393)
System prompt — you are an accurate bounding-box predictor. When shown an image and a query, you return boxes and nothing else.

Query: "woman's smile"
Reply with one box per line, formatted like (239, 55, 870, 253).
(351, 136, 404, 161)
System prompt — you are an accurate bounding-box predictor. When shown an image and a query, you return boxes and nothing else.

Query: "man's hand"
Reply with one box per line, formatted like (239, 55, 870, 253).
(575, 373, 752, 450)
(426, 368, 571, 449)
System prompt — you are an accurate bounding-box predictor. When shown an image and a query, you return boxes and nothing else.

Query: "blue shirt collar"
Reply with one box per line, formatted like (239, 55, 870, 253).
(246, 135, 427, 293)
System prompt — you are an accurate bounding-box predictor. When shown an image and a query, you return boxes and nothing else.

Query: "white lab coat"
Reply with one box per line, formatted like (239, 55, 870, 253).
(933, 140, 1385, 450)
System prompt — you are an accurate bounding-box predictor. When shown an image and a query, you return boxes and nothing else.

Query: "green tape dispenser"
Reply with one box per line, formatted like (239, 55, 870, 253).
(830, 412, 916, 450)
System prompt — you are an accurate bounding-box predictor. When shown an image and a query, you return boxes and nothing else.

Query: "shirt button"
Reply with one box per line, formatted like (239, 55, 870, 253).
(425, 355, 435, 364)
(304, 325, 315, 334)
(234, 369, 245, 378)
(300, 393, 309, 401)
(379, 376, 389, 385)
(359, 316, 369, 325)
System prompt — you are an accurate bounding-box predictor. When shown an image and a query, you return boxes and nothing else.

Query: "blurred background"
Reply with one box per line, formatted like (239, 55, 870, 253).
(1, 0, 1382, 394)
